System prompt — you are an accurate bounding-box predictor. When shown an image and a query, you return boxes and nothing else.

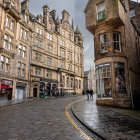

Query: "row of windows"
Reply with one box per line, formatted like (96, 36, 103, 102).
(0, 56, 26, 77)
(35, 67, 52, 78)
(99, 32, 121, 53)
(60, 75, 82, 89)
(35, 52, 81, 71)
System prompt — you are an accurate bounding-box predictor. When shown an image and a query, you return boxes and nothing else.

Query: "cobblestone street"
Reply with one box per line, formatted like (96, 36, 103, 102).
(0, 96, 86, 140)
(73, 98, 140, 140)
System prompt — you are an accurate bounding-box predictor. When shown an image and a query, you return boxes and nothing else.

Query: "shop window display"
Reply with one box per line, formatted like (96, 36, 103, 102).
(96, 63, 112, 98)
(115, 63, 127, 94)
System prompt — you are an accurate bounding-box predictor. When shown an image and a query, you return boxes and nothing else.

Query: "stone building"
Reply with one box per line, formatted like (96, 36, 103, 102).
(0, 0, 32, 100)
(0, 0, 84, 100)
(85, 0, 140, 108)
(84, 68, 96, 92)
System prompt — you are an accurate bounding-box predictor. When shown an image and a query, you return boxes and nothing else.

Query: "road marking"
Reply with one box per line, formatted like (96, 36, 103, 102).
(65, 99, 93, 140)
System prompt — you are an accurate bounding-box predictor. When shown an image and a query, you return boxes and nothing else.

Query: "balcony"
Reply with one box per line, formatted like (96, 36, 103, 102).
(4, 1, 20, 20)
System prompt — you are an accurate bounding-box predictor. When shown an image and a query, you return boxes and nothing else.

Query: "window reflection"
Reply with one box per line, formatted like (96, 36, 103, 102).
(96, 64, 112, 98)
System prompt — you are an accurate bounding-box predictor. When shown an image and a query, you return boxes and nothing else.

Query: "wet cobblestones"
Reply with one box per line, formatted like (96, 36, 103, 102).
(73, 98, 140, 140)
(0, 97, 86, 140)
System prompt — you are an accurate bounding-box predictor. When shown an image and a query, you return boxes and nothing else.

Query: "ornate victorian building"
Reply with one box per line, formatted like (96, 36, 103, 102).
(0, 0, 84, 100)
(85, 0, 140, 108)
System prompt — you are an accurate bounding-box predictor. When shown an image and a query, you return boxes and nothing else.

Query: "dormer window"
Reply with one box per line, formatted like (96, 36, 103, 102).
(25, 15, 28, 22)
(11, 1, 15, 7)
(39, 18, 41, 23)
(56, 27, 60, 33)
(130, 9, 135, 18)
(62, 31, 65, 37)
(96, 2, 105, 21)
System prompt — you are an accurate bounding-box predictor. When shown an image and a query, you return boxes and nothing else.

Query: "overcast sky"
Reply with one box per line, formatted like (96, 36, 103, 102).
(25, 0, 139, 71)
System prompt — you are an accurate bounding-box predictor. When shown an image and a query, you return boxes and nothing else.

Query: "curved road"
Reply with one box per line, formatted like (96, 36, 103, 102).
(0, 96, 91, 140)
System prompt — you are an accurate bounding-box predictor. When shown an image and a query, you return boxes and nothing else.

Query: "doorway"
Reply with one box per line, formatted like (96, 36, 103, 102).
(33, 88, 37, 97)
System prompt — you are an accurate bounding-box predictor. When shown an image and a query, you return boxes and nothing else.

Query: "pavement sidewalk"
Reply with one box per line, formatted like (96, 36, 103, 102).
(72, 98, 140, 140)
(0, 98, 40, 108)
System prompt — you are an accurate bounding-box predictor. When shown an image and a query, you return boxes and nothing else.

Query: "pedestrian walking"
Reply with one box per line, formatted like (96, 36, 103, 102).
(86, 89, 90, 100)
(90, 89, 93, 99)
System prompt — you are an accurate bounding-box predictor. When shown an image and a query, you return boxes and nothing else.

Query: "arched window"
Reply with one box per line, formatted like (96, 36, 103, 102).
(67, 77, 69, 88)
(79, 80, 81, 89)
(71, 78, 74, 88)
(75, 79, 78, 89)
(60, 74, 63, 84)
(63, 76, 65, 86)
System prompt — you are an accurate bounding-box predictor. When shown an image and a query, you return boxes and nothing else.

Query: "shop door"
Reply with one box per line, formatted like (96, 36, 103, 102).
(15, 87, 25, 99)
(33, 88, 37, 97)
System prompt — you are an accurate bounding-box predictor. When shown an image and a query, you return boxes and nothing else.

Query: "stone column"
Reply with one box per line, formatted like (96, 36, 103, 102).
(12, 79, 16, 99)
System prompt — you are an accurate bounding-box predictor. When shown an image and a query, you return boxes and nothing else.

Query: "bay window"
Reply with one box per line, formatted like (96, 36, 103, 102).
(99, 33, 108, 53)
(96, 63, 112, 98)
(113, 32, 121, 51)
(97, 2, 105, 21)
(115, 63, 126, 94)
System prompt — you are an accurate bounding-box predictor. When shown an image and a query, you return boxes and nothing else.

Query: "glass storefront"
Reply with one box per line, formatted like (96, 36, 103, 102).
(115, 63, 127, 94)
(0, 79, 13, 100)
(96, 64, 112, 98)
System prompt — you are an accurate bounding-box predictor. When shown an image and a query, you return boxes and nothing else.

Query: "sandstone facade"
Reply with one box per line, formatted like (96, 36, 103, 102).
(85, 0, 140, 109)
(0, 0, 84, 100)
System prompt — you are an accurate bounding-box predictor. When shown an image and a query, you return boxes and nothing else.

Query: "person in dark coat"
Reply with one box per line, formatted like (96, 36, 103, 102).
(90, 89, 93, 99)
(86, 89, 90, 100)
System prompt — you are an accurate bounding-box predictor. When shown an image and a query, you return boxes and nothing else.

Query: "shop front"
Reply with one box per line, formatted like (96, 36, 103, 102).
(0, 79, 13, 100)
(96, 63, 112, 99)
(15, 82, 26, 100)
(40, 78, 58, 97)
(96, 61, 131, 108)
